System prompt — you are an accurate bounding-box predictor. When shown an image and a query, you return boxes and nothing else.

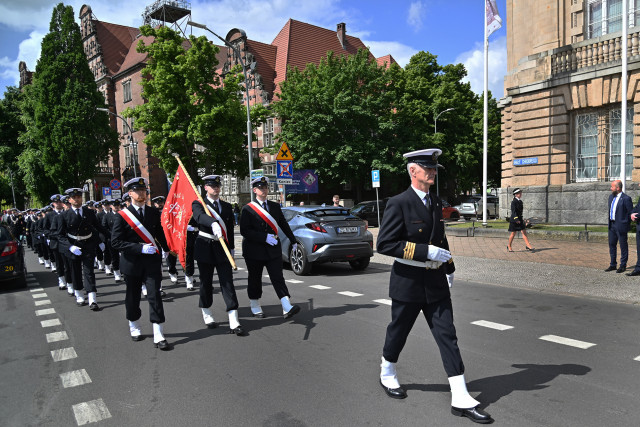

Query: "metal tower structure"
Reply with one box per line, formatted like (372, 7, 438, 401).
(142, 0, 191, 37)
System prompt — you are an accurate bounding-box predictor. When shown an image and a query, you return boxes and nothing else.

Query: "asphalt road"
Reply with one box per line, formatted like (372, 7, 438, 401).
(2, 249, 640, 426)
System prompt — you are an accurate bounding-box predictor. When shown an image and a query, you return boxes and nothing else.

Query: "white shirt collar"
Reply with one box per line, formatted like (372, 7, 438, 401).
(410, 185, 429, 201)
(206, 195, 220, 204)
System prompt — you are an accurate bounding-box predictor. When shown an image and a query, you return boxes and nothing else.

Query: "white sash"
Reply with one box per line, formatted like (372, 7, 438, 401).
(205, 200, 228, 241)
(249, 201, 278, 235)
(119, 208, 159, 252)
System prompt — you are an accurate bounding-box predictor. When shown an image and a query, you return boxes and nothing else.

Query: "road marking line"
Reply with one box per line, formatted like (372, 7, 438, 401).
(309, 285, 331, 290)
(35, 308, 56, 316)
(286, 279, 304, 283)
(373, 299, 392, 305)
(60, 369, 92, 388)
(72, 398, 112, 425)
(32, 293, 48, 299)
(633, 355, 640, 361)
(29, 288, 44, 293)
(539, 335, 596, 349)
(41, 318, 62, 328)
(34, 299, 51, 306)
(338, 291, 363, 297)
(471, 320, 514, 331)
(46, 331, 69, 343)
(236, 267, 245, 270)
(51, 347, 77, 362)
(263, 275, 270, 278)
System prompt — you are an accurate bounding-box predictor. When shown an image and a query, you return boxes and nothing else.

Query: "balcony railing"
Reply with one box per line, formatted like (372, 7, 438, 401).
(96, 166, 114, 175)
(551, 29, 640, 75)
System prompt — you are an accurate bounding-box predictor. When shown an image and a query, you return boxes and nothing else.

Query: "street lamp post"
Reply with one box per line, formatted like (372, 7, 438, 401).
(433, 108, 455, 197)
(97, 107, 139, 177)
(187, 21, 254, 200)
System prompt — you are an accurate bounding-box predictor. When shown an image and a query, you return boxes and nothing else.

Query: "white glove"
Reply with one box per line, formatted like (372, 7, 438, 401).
(187, 225, 196, 232)
(162, 250, 169, 259)
(266, 234, 278, 246)
(446, 273, 454, 288)
(141, 243, 156, 254)
(211, 222, 222, 240)
(98, 243, 105, 251)
(47, 239, 50, 245)
(69, 245, 82, 256)
(427, 245, 451, 263)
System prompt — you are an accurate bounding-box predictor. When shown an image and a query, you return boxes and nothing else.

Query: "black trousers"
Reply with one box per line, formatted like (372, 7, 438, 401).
(383, 298, 465, 378)
(54, 249, 66, 279)
(26, 233, 32, 248)
(245, 257, 290, 300)
(608, 225, 628, 267)
(197, 261, 239, 311)
(124, 272, 165, 324)
(34, 240, 43, 257)
(109, 243, 120, 270)
(69, 251, 97, 293)
(96, 245, 103, 262)
(166, 232, 196, 276)
(166, 253, 178, 275)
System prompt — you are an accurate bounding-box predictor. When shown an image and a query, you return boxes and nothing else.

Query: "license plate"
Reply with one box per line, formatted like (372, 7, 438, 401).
(337, 226, 358, 234)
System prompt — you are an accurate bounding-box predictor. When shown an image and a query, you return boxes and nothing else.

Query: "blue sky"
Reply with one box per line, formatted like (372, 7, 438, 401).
(0, 0, 507, 98)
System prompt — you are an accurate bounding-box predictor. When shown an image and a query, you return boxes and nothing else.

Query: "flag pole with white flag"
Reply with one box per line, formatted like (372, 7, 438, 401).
(621, 0, 628, 192)
(483, 0, 502, 225)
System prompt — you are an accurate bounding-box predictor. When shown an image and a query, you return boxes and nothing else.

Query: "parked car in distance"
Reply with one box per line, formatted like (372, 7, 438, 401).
(350, 199, 389, 227)
(280, 206, 374, 275)
(0, 224, 27, 289)
(441, 200, 460, 221)
(454, 195, 499, 220)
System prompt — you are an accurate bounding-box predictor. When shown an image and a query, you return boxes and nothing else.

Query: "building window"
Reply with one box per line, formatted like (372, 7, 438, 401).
(123, 80, 132, 103)
(587, 0, 640, 39)
(573, 106, 634, 182)
(263, 118, 274, 147)
(124, 145, 132, 167)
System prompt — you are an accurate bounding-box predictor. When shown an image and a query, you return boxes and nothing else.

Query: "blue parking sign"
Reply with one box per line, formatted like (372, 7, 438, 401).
(371, 170, 380, 188)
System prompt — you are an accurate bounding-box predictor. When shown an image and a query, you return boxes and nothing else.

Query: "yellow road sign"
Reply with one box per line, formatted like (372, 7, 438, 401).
(276, 142, 294, 160)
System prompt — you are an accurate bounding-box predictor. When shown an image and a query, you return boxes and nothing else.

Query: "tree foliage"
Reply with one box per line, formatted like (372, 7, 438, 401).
(18, 3, 118, 202)
(126, 25, 250, 179)
(0, 86, 27, 208)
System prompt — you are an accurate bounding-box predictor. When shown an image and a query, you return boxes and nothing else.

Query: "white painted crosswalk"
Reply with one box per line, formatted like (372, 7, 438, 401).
(60, 369, 92, 388)
(539, 335, 596, 349)
(309, 285, 331, 290)
(35, 308, 56, 316)
(51, 347, 78, 362)
(72, 399, 112, 425)
(337, 291, 363, 297)
(373, 299, 392, 305)
(46, 331, 69, 343)
(471, 320, 514, 331)
(31, 293, 48, 299)
(41, 318, 61, 328)
(34, 299, 51, 306)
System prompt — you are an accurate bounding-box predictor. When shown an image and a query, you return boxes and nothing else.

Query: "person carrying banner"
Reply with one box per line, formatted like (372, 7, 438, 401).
(240, 176, 301, 319)
(111, 177, 171, 350)
(191, 175, 245, 335)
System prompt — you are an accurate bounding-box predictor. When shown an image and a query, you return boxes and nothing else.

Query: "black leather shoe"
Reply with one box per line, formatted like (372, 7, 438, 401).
(89, 303, 100, 311)
(205, 321, 218, 329)
(451, 406, 493, 424)
(252, 312, 265, 318)
(229, 326, 247, 336)
(626, 270, 640, 276)
(617, 266, 627, 273)
(131, 335, 143, 342)
(604, 266, 617, 272)
(154, 340, 171, 351)
(379, 379, 407, 399)
(159, 290, 167, 297)
(284, 304, 301, 319)
(76, 300, 87, 307)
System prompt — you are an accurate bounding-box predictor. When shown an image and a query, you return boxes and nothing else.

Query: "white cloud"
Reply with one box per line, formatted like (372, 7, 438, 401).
(0, 30, 45, 87)
(407, 1, 425, 32)
(361, 40, 417, 67)
(455, 36, 507, 98)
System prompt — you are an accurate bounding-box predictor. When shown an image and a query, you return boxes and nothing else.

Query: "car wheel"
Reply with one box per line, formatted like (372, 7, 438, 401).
(349, 257, 370, 271)
(13, 266, 28, 288)
(449, 212, 459, 221)
(290, 243, 312, 276)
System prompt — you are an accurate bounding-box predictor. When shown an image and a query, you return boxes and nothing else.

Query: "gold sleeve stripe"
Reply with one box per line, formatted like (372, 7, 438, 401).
(403, 242, 416, 260)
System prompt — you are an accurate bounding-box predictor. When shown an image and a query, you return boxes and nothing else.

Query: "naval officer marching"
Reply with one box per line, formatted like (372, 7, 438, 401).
(377, 149, 493, 424)
(111, 177, 171, 350)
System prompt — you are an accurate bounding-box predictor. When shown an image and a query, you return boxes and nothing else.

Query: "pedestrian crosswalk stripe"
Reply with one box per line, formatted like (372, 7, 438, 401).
(471, 320, 514, 331)
(60, 369, 92, 388)
(34, 299, 51, 306)
(46, 331, 69, 343)
(41, 318, 62, 327)
(286, 279, 304, 283)
(310, 285, 331, 290)
(51, 347, 78, 362)
(35, 308, 56, 316)
(633, 355, 640, 361)
(29, 288, 44, 293)
(338, 291, 363, 297)
(72, 398, 112, 425)
(539, 335, 596, 349)
(373, 299, 392, 305)
(31, 293, 48, 299)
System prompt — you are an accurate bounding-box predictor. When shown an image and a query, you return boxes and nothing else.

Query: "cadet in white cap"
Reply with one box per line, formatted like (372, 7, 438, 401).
(44, 194, 68, 290)
(376, 149, 493, 424)
(240, 176, 301, 319)
(111, 177, 172, 350)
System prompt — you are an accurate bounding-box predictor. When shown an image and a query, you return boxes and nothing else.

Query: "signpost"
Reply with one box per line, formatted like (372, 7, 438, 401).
(372, 170, 381, 227)
(102, 187, 112, 198)
(276, 142, 294, 205)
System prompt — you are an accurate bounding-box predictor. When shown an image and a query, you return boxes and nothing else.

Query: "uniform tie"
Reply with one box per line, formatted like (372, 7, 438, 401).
(213, 200, 219, 214)
(138, 207, 144, 220)
(76, 208, 81, 216)
(262, 201, 269, 212)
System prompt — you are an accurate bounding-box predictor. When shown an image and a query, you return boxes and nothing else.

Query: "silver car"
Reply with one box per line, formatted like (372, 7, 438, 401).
(454, 195, 499, 220)
(279, 206, 374, 275)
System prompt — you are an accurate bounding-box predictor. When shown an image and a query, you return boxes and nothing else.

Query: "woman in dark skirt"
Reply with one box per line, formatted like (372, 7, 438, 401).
(507, 188, 534, 252)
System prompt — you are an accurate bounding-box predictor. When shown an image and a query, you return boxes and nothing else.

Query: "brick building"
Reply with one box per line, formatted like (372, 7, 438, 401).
(501, 0, 640, 223)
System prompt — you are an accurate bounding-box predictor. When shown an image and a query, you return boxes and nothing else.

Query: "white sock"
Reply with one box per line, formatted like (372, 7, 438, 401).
(201, 307, 215, 324)
(88, 292, 97, 305)
(280, 296, 293, 314)
(141, 285, 147, 296)
(152, 323, 165, 343)
(105, 265, 112, 274)
(75, 290, 84, 303)
(170, 273, 178, 282)
(448, 374, 480, 409)
(228, 310, 240, 329)
(58, 277, 66, 287)
(129, 320, 141, 337)
(114, 270, 121, 281)
(249, 299, 263, 315)
(185, 276, 193, 287)
(67, 284, 74, 294)
(380, 357, 401, 389)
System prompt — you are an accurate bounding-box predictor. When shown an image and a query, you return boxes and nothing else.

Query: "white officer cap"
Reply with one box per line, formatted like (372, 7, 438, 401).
(403, 148, 443, 169)
(251, 176, 269, 187)
(202, 175, 222, 187)
(124, 177, 149, 191)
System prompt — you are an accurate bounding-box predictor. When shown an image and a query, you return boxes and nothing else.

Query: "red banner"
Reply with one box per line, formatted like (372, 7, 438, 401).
(161, 164, 199, 268)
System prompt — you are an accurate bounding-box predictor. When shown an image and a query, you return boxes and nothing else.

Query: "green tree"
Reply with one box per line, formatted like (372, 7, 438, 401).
(0, 86, 28, 208)
(18, 3, 118, 201)
(273, 49, 394, 200)
(126, 25, 250, 179)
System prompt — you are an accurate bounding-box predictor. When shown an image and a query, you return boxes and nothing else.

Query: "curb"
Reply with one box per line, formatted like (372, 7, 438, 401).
(444, 225, 633, 244)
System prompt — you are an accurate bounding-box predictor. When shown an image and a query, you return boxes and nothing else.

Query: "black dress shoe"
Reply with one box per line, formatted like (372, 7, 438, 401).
(89, 303, 100, 311)
(154, 340, 171, 351)
(379, 379, 407, 399)
(284, 304, 301, 319)
(76, 300, 87, 307)
(626, 270, 640, 276)
(252, 312, 265, 318)
(617, 266, 627, 273)
(205, 321, 218, 329)
(159, 290, 167, 297)
(131, 335, 143, 342)
(604, 266, 617, 272)
(229, 326, 247, 336)
(451, 406, 493, 424)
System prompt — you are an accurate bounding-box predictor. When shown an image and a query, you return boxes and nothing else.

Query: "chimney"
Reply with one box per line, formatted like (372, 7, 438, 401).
(337, 23, 346, 49)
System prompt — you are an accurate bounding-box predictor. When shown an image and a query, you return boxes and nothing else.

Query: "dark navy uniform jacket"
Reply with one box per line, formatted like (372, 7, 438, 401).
(377, 187, 455, 304)
(192, 198, 235, 266)
(45, 210, 64, 251)
(54, 206, 106, 259)
(240, 201, 296, 261)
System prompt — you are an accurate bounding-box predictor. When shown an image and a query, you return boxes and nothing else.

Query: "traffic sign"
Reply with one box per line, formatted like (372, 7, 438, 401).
(110, 179, 121, 190)
(250, 169, 263, 180)
(277, 160, 293, 179)
(276, 142, 294, 160)
(102, 187, 112, 197)
(371, 170, 380, 188)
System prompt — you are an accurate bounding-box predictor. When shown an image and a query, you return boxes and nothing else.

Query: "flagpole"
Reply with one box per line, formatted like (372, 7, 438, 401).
(482, 1, 489, 226)
(621, 0, 628, 191)
(174, 155, 238, 270)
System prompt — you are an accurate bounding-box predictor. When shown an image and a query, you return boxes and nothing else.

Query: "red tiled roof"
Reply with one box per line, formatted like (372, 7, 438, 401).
(116, 34, 153, 77)
(376, 54, 397, 69)
(245, 39, 277, 97)
(94, 21, 140, 76)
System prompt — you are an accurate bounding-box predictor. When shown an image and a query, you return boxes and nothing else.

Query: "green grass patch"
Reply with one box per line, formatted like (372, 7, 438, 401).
(446, 219, 609, 233)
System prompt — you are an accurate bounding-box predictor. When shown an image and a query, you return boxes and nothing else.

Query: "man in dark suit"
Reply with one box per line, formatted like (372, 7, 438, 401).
(192, 175, 245, 335)
(54, 188, 107, 311)
(376, 149, 492, 424)
(111, 177, 171, 350)
(103, 199, 123, 282)
(240, 176, 301, 319)
(44, 194, 68, 290)
(605, 180, 633, 273)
